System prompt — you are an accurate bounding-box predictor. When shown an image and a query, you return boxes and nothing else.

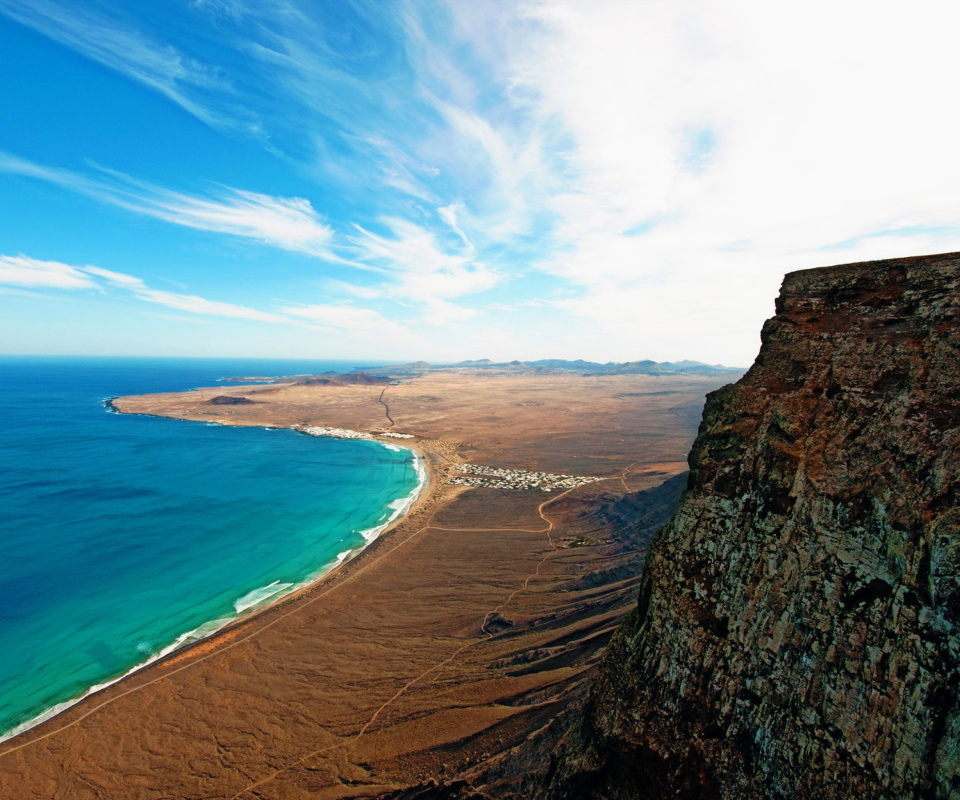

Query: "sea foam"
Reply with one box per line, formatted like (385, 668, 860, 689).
(234, 581, 294, 614)
(356, 444, 426, 544)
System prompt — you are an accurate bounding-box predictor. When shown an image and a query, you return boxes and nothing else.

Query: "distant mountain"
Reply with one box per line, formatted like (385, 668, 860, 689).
(362, 361, 432, 377)
(292, 377, 337, 386)
(354, 358, 743, 378)
(509, 358, 743, 376)
(228, 358, 745, 384)
(335, 371, 389, 385)
(293, 371, 388, 386)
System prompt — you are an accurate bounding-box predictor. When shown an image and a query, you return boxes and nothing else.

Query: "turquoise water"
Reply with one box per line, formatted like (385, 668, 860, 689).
(0, 357, 423, 739)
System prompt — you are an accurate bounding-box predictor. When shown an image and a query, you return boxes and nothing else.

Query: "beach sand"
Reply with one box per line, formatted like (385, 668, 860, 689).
(0, 371, 735, 799)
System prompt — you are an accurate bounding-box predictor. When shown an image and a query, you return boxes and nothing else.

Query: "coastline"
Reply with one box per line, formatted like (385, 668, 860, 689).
(0, 370, 723, 798)
(0, 416, 434, 748)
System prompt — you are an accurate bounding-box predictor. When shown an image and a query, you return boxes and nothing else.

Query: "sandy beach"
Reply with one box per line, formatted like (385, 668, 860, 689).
(0, 370, 737, 799)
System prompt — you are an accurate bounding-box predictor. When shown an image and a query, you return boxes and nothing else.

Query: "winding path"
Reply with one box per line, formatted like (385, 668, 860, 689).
(378, 388, 396, 429)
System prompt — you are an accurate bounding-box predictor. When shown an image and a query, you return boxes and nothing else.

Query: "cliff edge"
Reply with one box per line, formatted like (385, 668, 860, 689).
(544, 253, 960, 799)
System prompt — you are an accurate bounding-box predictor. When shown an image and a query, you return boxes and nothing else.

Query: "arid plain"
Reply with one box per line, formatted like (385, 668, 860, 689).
(0, 369, 738, 799)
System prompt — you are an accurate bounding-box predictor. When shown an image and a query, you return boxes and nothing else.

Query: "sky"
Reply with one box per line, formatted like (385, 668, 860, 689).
(1, 0, 959, 366)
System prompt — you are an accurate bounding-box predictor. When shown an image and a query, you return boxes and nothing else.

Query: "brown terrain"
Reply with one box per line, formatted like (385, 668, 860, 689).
(0, 370, 738, 799)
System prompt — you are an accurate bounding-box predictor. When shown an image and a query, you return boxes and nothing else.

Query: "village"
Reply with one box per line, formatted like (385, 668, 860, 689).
(448, 463, 600, 492)
(297, 425, 416, 442)
(299, 425, 372, 440)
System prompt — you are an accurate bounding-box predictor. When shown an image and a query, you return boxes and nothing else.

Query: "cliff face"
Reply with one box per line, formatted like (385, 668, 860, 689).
(545, 253, 960, 799)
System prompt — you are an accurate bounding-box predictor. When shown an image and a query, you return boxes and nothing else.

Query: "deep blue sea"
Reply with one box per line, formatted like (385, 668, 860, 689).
(0, 356, 423, 740)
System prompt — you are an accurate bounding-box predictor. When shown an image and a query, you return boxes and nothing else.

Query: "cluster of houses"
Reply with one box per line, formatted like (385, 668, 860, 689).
(299, 425, 372, 440)
(449, 463, 600, 492)
(297, 425, 417, 442)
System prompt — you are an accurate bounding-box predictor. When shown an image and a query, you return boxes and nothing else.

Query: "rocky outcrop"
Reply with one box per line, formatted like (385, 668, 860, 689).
(293, 377, 338, 386)
(294, 372, 390, 386)
(335, 371, 390, 385)
(208, 395, 257, 405)
(544, 253, 960, 799)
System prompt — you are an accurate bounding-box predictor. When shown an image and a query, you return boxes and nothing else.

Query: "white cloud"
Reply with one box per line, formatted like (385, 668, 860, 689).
(82, 265, 147, 288)
(0, 254, 433, 342)
(349, 216, 499, 302)
(0, 0, 257, 133)
(0, 152, 336, 259)
(281, 303, 407, 336)
(420, 298, 477, 327)
(438, 204, 474, 253)
(362, 136, 440, 203)
(0, 255, 97, 290)
(82, 263, 287, 322)
(318, 212, 500, 327)
(0, 253, 286, 322)
(7, 2, 960, 363)
(0, 152, 489, 330)
(435, 0, 960, 363)
(126, 286, 287, 323)
(137, 186, 335, 257)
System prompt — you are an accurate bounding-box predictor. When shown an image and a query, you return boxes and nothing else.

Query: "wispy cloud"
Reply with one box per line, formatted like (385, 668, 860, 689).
(435, 0, 960, 362)
(280, 302, 406, 336)
(361, 136, 439, 203)
(0, 1, 547, 294)
(87, 266, 287, 322)
(199, 3, 551, 244)
(437, 204, 474, 253)
(6, 1, 960, 364)
(0, 253, 427, 345)
(130, 185, 335, 259)
(0, 0, 259, 134)
(0, 150, 495, 326)
(0, 254, 98, 290)
(0, 254, 294, 326)
(344, 214, 500, 320)
(0, 152, 336, 259)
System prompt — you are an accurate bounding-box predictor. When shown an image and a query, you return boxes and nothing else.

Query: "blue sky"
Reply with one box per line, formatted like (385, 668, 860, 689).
(1, 0, 958, 365)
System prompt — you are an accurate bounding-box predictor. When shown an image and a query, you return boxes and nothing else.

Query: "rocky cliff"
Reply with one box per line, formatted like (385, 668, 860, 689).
(544, 253, 960, 799)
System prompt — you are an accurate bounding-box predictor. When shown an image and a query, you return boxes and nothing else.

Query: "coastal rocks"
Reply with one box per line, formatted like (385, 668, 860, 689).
(543, 253, 960, 799)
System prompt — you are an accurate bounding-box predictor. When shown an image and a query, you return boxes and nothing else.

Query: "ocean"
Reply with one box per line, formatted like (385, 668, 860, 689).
(0, 356, 424, 740)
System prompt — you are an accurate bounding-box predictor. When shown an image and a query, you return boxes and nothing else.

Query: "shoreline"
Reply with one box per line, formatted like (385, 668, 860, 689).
(0, 414, 435, 748)
(0, 369, 722, 797)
